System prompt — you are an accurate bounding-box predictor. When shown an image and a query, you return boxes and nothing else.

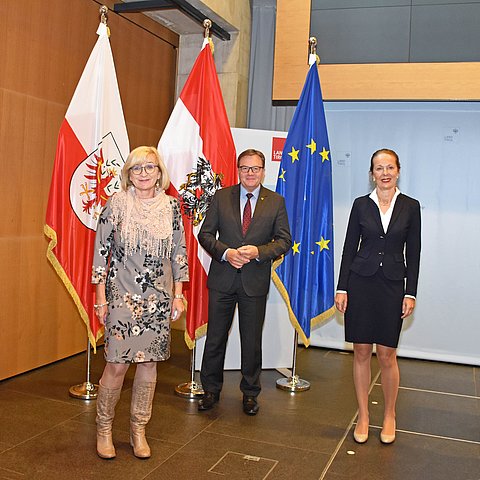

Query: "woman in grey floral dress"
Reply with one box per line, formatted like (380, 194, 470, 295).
(92, 146, 189, 460)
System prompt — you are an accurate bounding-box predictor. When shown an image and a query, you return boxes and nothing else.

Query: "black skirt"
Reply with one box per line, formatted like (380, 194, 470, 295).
(345, 268, 404, 348)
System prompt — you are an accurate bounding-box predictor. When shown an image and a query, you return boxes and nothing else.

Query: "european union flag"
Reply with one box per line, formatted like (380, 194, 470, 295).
(273, 62, 335, 345)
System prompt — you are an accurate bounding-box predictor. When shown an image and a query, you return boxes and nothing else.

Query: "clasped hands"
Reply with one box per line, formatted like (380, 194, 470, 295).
(226, 245, 259, 269)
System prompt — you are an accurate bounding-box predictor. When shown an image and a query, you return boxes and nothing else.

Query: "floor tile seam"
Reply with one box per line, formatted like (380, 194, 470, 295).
(388, 427, 480, 445)
(138, 443, 193, 480)
(200, 429, 332, 455)
(318, 414, 356, 480)
(324, 350, 351, 358)
(139, 416, 225, 475)
(318, 369, 382, 480)
(68, 415, 195, 447)
(0, 465, 24, 478)
(0, 387, 95, 409)
(0, 416, 78, 454)
(360, 422, 480, 444)
(66, 418, 186, 447)
(474, 367, 479, 397)
(56, 410, 99, 426)
(374, 383, 480, 399)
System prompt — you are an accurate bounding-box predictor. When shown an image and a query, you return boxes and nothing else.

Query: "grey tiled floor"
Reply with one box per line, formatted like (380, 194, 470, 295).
(0, 330, 478, 479)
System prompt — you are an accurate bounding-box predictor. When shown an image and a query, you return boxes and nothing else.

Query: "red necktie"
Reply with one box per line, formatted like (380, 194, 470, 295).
(242, 193, 253, 236)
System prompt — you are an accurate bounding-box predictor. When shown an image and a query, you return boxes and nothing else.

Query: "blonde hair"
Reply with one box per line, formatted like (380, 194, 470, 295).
(120, 146, 170, 191)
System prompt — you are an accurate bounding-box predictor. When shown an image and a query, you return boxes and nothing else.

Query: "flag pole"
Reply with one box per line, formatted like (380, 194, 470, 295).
(69, 339, 99, 399)
(175, 344, 204, 398)
(276, 37, 322, 394)
(160, 17, 235, 399)
(67, 5, 110, 401)
(173, 18, 213, 401)
(276, 331, 310, 392)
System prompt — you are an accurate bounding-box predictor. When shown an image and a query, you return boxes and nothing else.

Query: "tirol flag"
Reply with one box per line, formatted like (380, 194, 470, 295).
(44, 22, 129, 349)
(158, 39, 237, 349)
(272, 56, 335, 346)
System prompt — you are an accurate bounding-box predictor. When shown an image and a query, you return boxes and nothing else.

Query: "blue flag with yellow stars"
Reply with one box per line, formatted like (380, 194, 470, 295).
(272, 62, 335, 346)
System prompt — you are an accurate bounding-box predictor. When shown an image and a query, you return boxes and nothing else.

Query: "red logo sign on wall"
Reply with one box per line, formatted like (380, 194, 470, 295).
(272, 137, 286, 162)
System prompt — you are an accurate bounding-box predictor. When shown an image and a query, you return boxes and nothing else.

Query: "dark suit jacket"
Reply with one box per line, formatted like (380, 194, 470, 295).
(198, 184, 292, 297)
(337, 193, 421, 297)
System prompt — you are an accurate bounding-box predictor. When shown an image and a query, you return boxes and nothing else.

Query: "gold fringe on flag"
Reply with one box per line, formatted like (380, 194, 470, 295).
(44, 224, 103, 351)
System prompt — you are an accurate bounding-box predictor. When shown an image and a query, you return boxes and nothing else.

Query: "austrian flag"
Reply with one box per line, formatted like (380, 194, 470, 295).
(158, 39, 237, 348)
(44, 22, 129, 349)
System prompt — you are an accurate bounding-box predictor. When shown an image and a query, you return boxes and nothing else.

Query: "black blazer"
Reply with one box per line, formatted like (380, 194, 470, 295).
(198, 184, 292, 297)
(337, 193, 421, 297)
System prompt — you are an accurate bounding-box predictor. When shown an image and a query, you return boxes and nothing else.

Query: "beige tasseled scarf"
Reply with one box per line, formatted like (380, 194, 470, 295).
(110, 187, 173, 259)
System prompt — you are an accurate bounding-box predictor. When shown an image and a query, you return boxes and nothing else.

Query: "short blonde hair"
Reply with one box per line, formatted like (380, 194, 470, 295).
(121, 146, 170, 191)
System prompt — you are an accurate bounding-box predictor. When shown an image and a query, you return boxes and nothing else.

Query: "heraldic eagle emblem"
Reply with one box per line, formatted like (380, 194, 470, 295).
(179, 156, 223, 226)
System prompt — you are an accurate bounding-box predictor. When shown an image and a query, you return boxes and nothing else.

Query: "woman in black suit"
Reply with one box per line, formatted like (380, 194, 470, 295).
(335, 149, 421, 445)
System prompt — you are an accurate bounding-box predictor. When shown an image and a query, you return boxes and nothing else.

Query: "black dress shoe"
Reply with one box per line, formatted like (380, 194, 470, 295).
(243, 396, 259, 416)
(198, 391, 219, 411)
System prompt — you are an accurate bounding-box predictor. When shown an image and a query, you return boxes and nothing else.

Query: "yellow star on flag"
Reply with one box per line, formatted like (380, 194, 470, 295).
(292, 241, 301, 255)
(319, 147, 330, 162)
(288, 146, 300, 163)
(316, 236, 330, 251)
(278, 168, 286, 182)
(306, 138, 316, 154)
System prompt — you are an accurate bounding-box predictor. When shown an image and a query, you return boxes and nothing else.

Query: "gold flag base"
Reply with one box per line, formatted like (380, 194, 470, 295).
(175, 381, 204, 399)
(69, 381, 99, 400)
(276, 375, 310, 392)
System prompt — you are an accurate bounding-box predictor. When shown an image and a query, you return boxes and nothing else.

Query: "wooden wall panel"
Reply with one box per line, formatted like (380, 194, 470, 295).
(0, 0, 178, 379)
(273, 0, 480, 101)
(273, 0, 311, 101)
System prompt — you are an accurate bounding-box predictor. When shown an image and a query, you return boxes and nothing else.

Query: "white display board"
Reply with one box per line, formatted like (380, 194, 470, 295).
(195, 128, 294, 370)
(314, 101, 480, 366)
(197, 102, 480, 368)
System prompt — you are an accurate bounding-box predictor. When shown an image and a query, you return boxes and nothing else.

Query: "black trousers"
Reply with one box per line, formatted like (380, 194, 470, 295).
(200, 272, 267, 397)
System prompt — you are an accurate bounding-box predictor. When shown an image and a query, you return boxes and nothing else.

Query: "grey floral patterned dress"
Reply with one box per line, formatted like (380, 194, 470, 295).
(92, 196, 188, 363)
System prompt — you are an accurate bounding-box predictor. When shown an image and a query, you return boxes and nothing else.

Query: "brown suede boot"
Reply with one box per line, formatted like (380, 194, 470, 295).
(96, 383, 122, 459)
(130, 381, 156, 458)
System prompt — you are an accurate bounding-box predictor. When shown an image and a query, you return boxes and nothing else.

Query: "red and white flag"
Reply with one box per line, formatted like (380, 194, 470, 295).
(45, 22, 129, 349)
(158, 40, 237, 348)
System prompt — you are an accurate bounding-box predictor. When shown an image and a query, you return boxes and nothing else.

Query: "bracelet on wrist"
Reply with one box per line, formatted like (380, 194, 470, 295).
(174, 294, 184, 300)
(94, 301, 109, 308)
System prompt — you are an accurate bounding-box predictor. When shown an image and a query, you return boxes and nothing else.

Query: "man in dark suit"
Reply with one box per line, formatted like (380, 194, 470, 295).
(197, 149, 292, 415)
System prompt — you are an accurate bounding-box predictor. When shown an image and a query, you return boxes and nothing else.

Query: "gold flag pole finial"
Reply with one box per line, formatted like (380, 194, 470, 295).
(308, 36, 320, 65)
(99, 5, 111, 37)
(203, 19, 214, 53)
(203, 19, 212, 38)
(100, 5, 108, 24)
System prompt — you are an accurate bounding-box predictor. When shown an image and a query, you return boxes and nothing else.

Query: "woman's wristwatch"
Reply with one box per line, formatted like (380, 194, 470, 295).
(174, 294, 184, 300)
